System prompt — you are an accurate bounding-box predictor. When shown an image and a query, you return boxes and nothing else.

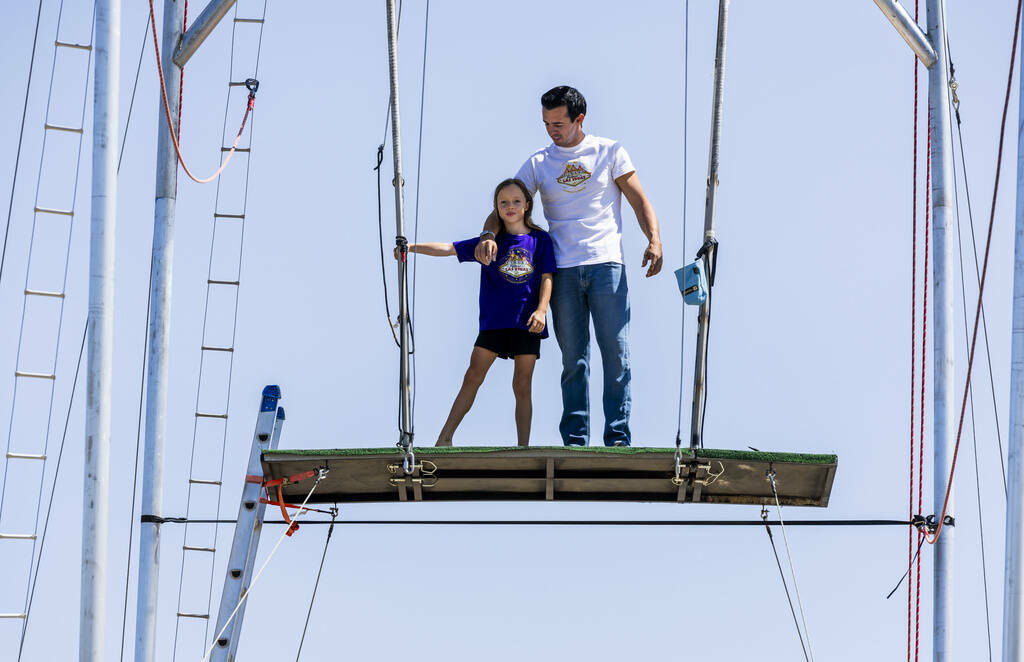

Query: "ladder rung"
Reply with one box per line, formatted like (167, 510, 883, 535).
(34, 206, 73, 217)
(15, 371, 55, 380)
(0, 614, 27, 619)
(195, 412, 228, 419)
(24, 289, 64, 298)
(208, 279, 240, 286)
(228, 81, 248, 87)
(201, 346, 234, 353)
(44, 123, 83, 134)
(55, 40, 92, 51)
(189, 478, 223, 486)
(0, 533, 37, 540)
(176, 613, 209, 620)
(213, 213, 245, 219)
(183, 545, 216, 553)
(233, 17, 264, 23)
(6, 452, 46, 460)
(221, 147, 250, 153)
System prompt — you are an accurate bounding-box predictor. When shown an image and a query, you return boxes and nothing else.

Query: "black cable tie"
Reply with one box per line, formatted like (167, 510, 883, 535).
(373, 144, 384, 171)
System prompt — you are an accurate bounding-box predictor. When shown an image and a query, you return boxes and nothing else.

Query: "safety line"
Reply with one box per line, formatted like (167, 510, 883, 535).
(675, 0, 690, 444)
(0, 0, 45, 289)
(150, 517, 913, 527)
(924, 0, 1023, 547)
(198, 473, 325, 662)
(410, 0, 430, 432)
(946, 44, 995, 662)
(294, 512, 336, 662)
(146, 0, 254, 184)
(769, 473, 814, 661)
(118, 12, 151, 171)
(947, 51, 1008, 497)
(763, 508, 809, 662)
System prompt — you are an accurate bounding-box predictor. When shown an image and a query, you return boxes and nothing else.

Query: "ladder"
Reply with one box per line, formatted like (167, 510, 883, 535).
(210, 386, 283, 662)
(0, 1, 94, 649)
(171, 2, 269, 658)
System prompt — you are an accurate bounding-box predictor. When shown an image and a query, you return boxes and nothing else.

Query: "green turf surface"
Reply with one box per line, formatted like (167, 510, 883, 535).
(263, 446, 837, 465)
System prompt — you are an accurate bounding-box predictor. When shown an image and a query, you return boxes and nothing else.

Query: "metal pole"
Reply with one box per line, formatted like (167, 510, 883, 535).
(926, 0, 955, 659)
(1003, 3, 1024, 656)
(81, 0, 118, 659)
(689, 0, 728, 448)
(385, 0, 413, 449)
(135, 1, 185, 660)
(173, 0, 237, 67)
(872, 0, 938, 68)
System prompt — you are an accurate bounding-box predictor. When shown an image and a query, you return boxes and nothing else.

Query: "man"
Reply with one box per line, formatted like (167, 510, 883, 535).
(476, 85, 662, 446)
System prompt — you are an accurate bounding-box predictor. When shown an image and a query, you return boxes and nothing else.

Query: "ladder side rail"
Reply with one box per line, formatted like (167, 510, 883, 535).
(225, 406, 285, 662)
(209, 386, 279, 662)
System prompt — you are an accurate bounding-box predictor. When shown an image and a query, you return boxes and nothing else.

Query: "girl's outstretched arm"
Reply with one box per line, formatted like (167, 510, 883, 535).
(393, 242, 455, 259)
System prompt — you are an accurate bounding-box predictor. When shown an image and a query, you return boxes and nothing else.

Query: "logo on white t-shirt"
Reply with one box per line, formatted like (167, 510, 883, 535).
(555, 162, 591, 190)
(499, 247, 534, 283)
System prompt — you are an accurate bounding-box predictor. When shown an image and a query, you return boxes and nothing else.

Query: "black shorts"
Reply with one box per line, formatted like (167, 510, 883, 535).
(474, 328, 541, 360)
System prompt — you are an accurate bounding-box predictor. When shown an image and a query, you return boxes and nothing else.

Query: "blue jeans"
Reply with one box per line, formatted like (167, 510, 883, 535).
(551, 263, 631, 446)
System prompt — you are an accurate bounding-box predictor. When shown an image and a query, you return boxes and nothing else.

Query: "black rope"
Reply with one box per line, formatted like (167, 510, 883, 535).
(948, 47, 1007, 498)
(675, 0, 690, 446)
(295, 512, 336, 661)
(763, 512, 810, 662)
(886, 535, 926, 600)
(0, 0, 45, 290)
(118, 12, 157, 662)
(945, 40, 996, 662)
(144, 516, 913, 527)
(374, 145, 400, 348)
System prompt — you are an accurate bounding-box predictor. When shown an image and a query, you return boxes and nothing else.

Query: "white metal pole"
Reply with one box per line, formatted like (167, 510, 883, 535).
(926, 0, 955, 659)
(135, 1, 185, 660)
(1002, 3, 1024, 657)
(385, 0, 413, 450)
(689, 0, 728, 448)
(81, 0, 118, 659)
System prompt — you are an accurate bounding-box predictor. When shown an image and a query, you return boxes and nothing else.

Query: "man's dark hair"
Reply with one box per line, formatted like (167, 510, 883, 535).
(541, 86, 587, 122)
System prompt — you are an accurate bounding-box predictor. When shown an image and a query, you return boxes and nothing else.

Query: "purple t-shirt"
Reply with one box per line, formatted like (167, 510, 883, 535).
(454, 230, 557, 338)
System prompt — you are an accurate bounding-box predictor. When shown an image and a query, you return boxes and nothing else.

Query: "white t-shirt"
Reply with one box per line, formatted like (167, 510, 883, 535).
(514, 134, 635, 268)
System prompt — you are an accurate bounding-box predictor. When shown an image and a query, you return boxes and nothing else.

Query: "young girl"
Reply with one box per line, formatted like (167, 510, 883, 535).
(397, 178, 556, 446)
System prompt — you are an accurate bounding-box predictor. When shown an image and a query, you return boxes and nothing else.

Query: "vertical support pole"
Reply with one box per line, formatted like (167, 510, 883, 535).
(689, 0, 728, 448)
(926, 0, 955, 659)
(81, 0, 118, 660)
(210, 386, 281, 662)
(1003, 3, 1024, 657)
(136, 2, 185, 661)
(225, 405, 285, 661)
(385, 0, 413, 450)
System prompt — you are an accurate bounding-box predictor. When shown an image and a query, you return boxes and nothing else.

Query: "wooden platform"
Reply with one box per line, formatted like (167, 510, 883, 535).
(262, 447, 837, 506)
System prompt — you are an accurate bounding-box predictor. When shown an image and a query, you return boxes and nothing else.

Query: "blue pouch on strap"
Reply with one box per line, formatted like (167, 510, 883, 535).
(675, 260, 707, 306)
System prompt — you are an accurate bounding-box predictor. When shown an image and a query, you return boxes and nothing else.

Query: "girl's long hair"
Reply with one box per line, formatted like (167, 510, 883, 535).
(493, 178, 541, 236)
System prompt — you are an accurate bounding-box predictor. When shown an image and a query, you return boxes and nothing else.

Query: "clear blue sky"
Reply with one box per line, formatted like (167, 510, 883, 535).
(0, 0, 1020, 660)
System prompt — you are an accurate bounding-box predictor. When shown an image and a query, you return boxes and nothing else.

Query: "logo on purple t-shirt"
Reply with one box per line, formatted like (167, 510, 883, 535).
(453, 230, 557, 338)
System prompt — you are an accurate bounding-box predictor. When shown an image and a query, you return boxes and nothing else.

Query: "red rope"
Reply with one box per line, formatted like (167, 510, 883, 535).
(147, 0, 253, 184)
(178, 0, 187, 137)
(923, 0, 1024, 548)
(907, 11, 919, 655)
(915, 122, 930, 662)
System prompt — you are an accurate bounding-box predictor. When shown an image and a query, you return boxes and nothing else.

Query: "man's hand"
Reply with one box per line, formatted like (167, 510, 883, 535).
(527, 309, 546, 334)
(642, 241, 663, 277)
(474, 238, 498, 265)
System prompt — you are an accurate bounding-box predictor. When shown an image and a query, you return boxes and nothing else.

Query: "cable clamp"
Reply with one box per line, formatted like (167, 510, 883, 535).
(921, 514, 955, 533)
(244, 78, 260, 98)
(694, 461, 725, 486)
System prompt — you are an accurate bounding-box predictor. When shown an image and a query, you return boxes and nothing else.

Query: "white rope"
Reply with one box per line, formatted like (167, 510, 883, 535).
(199, 471, 326, 662)
(769, 472, 815, 661)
